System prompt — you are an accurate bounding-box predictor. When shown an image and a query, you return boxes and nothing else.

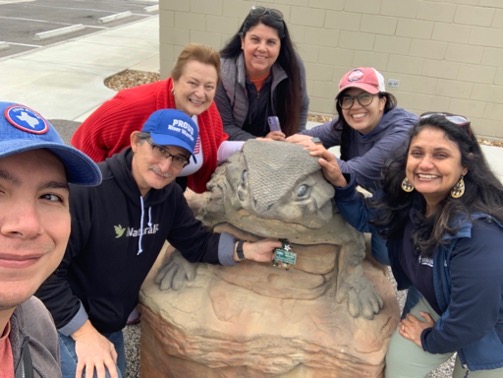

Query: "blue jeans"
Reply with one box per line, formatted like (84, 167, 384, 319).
(58, 330, 126, 378)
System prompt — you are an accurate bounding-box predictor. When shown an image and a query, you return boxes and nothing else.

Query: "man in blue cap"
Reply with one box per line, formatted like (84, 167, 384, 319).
(0, 101, 101, 378)
(36, 109, 281, 378)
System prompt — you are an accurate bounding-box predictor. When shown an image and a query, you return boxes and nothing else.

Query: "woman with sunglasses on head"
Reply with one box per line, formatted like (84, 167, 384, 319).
(71, 43, 244, 194)
(288, 67, 417, 265)
(215, 6, 309, 141)
(316, 113, 503, 377)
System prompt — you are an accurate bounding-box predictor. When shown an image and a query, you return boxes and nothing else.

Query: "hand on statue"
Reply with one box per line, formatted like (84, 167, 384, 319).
(72, 320, 119, 378)
(285, 134, 316, 147)
(154, 249, 198, 291)
(264, 130, 286, 141)
(399, 311, 435, 347)
(241, 239, 283, 263)
(311, 149, 347, 187)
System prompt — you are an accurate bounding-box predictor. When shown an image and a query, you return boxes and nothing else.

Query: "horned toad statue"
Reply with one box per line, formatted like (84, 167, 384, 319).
(139, 140, 400, 377)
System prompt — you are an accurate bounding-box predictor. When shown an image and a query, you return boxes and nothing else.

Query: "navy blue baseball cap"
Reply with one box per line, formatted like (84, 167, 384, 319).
(0, 102, 102, 186)
(142, 109, 199, 163)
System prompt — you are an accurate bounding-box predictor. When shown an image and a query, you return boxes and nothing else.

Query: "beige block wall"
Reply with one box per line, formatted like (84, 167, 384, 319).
(159, 0, 503, 140)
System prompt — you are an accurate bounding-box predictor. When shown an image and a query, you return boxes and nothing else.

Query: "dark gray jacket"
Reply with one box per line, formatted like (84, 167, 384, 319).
(11, 297, 61, 378)
(216, 53, 309, 140)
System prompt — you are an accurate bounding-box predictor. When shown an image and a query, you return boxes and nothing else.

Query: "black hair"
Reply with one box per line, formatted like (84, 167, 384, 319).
(370, 114, 503, 256)
(220, 11, 302, 136)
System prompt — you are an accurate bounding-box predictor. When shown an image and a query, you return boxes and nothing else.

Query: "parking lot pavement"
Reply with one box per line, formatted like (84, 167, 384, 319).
(0, 14, 160, 121)
(0, 0, 158, 58)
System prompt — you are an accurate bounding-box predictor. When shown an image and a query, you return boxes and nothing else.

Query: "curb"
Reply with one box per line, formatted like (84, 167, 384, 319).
(99, 11, 133, 24)
(33, 24, 86, 41)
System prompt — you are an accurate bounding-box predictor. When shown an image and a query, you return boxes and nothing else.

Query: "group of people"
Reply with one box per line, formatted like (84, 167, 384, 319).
(1, 5, 502, 378)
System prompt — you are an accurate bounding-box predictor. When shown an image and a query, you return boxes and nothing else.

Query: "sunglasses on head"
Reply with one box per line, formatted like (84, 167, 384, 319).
(420, 112, 471, 127)
(249, 6, 284, 21)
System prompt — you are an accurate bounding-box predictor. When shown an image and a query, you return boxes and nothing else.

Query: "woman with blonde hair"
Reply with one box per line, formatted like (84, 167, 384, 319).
(71, 43, 229, 193)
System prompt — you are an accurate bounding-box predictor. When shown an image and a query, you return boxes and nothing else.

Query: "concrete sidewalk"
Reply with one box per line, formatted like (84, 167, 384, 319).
(0, 16, 160, 122)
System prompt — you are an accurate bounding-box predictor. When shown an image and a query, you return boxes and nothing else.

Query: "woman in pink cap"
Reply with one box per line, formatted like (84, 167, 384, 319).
(288, 67, 417, 264)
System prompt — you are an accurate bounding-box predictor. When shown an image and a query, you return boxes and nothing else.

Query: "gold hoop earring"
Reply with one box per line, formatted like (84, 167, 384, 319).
(401, 177, 414, 193)
(450, 177, 465, 199)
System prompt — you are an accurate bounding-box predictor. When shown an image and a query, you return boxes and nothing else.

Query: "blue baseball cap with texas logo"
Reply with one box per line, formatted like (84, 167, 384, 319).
(0, 101, 101, 186)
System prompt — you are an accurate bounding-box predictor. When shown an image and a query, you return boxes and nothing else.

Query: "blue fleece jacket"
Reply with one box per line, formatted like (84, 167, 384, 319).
(334, 177, 503, 371)
(301, 107, 417, 191)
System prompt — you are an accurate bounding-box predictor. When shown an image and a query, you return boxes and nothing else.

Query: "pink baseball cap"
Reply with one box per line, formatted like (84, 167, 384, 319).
(336, 67, 386, 97)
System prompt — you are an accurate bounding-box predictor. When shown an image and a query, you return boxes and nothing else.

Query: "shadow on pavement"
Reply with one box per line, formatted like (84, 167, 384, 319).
(49, 119, 81, 145)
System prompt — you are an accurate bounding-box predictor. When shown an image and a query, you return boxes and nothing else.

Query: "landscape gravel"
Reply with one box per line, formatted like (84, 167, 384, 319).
(111, 69, 457, 378)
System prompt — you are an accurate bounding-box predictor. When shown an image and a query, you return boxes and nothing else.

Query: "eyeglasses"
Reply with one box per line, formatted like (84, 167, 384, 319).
(338, 92, 375, 109)
(249, 6, 284, 21)
(420, 112, 471, 127)
(145, 139, 189, 169)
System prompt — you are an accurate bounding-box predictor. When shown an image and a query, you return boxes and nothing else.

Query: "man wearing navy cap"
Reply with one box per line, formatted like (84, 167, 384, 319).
(36, 109, 281, 378)
(0, 102, 101, 378)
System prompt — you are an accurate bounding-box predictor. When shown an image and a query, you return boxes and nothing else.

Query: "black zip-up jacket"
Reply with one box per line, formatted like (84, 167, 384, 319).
(36, 149, 223, 334)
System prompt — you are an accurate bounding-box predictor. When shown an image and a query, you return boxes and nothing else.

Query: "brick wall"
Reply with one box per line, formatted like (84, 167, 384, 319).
(159, 0, 503, 140)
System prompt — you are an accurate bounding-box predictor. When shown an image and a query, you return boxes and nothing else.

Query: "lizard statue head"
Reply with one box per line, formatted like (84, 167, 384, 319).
(201, 140, 336, 239)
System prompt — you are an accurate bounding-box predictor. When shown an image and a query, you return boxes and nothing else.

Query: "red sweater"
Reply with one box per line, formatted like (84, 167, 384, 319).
(71, 78, 228, 193)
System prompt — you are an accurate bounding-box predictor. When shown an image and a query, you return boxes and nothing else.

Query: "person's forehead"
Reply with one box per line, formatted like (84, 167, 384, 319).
(245, 23, 280, 39)
(0, 148, 60, 161)
(180, 60, 218, 80)
(0, 149, 67, 180)
(411, 128, 460, 148)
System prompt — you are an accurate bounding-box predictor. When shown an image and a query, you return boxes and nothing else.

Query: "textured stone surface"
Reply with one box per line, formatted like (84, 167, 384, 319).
(139, 140, 400, 377)
(105, 72, 453, 378)
(140, 247, 399, 377)
(187, 141, 385, 320)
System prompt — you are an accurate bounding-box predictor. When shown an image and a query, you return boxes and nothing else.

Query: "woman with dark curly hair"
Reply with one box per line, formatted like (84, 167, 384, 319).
(316, 112, 503, 377)
(215, 6, 309, 141)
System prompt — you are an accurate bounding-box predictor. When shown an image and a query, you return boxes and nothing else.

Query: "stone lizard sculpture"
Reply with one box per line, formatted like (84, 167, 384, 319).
(184, 139, 383, 319)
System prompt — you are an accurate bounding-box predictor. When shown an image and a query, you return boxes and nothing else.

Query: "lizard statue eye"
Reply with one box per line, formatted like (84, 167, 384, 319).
(240, 170, 248, 187)
(296, 184, 310, 198)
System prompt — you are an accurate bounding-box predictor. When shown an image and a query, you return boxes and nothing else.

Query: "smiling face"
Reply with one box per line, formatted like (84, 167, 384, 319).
(406, 127, 468, 214)
(130, 133, 189, 196)
(340, 88, 386, 134)
(241, 22, 281, 78)
(172, 60, 218, 116)
(0, 149, 70, 313)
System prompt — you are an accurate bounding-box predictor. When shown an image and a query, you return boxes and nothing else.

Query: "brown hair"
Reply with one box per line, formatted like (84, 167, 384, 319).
(171, 43, 221, 83)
